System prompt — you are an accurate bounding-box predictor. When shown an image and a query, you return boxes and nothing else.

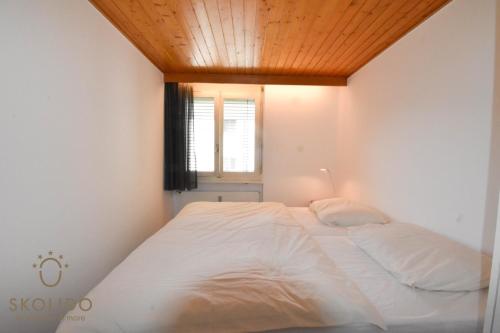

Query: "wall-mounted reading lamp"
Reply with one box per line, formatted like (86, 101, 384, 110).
(320, 168, 335, 194)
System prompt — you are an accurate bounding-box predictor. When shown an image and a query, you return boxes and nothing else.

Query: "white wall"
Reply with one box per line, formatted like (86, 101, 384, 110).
(263, 85, 340, 206)
(336, 0, 497, 252)
(0, 1, 170, 332)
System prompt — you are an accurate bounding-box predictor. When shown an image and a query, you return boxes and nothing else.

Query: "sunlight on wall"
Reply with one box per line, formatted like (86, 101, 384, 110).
(263, 85, 339, 206)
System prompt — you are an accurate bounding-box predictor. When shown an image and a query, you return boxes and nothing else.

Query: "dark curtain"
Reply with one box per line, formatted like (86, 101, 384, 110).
(164, 83, 197, 191)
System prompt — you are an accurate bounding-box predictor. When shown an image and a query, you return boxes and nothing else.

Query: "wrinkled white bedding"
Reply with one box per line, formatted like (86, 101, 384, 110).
(349, 222, 491, 291)
(56, 202, 385, 333)
(282, 208, 488, 333)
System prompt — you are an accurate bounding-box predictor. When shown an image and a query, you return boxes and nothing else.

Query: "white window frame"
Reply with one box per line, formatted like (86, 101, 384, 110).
(192, 84, 263, 182)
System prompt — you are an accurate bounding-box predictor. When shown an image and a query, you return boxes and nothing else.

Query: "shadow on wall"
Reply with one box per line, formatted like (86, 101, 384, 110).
(481, 1, 500, 254)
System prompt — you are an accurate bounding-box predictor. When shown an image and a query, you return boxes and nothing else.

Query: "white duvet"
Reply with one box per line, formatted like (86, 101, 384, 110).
(56, 202, 385, 333)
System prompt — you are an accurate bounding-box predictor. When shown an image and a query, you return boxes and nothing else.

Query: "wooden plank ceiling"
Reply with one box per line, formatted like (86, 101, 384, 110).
(91, 0, 450, 85)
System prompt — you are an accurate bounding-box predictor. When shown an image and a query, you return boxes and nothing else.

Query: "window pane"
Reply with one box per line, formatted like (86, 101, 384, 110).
(192, 97, 215, 172)
(223, 98, 256, 172)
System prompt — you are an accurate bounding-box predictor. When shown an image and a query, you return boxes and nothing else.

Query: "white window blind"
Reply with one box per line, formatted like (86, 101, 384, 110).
(222, 98, 256, 172)
(192, 97, 215, 172)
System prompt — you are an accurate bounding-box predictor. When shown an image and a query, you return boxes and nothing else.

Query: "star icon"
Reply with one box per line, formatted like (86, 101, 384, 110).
(64, 264, 69, 268)
(48, 251, 53, 256)
(32, 263, 37, 268)
(38, 255, 42, 259)
(59, 255, 63, 259)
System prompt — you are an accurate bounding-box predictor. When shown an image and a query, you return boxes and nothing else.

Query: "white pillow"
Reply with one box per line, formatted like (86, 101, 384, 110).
(349, 223, 492, 291)
(310, 198, 389, 227)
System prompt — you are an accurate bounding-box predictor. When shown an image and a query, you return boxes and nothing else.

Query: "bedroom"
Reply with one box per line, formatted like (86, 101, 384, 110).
(1, 0, 499, 332)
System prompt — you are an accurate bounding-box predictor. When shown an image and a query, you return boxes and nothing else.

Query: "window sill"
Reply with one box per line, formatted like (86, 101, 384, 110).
(198, 178, 263, 185)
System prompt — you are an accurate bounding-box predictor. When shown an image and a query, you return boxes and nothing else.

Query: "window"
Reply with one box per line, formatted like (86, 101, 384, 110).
(223, 98, 256, 172)
(192, 84, 262, 181)
(191, 97, 215, 172)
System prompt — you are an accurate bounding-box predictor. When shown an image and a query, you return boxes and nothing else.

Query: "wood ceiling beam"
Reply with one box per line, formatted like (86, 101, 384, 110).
(164, 72, 347, 86)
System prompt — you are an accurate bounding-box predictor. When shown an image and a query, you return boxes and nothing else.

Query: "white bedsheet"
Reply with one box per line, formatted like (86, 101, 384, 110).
(289, 207, 348, 237)
(283, 207, 488, 333)
(56, 202, 385, 333)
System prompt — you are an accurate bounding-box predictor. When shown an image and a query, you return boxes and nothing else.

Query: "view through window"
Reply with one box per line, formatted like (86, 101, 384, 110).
(191, 85, 261, 180)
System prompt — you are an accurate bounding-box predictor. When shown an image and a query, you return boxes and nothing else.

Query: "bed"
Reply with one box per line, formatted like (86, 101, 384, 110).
(283, 208, 487, 333)
(56, 203, 487, 333)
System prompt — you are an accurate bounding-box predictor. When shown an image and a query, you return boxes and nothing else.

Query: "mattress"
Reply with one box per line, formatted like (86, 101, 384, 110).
(56, 204, 487, 333)
(282, 207, 488, 333)
(56, 203, 385, 332)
